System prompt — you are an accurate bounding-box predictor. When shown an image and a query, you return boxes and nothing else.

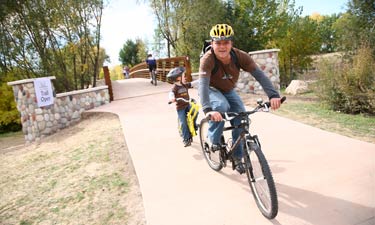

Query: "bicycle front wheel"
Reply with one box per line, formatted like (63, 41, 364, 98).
(199, 118, 223, 171)
(244, 141, 278, 219)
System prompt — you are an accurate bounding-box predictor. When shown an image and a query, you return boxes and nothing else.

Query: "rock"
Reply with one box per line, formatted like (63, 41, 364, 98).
(285, 80, 309, 95)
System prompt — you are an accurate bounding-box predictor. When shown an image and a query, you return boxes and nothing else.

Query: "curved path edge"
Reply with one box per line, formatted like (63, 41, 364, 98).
(91, 78, 375, 225)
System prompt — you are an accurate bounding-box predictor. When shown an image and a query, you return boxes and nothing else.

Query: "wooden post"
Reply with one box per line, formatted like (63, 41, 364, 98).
(185, 56, 192, 82)
(103, 66, 113, 101)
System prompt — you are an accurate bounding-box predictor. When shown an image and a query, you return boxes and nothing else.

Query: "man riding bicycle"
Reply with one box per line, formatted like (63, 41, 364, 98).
(198, 23, 282, 174)
(146, 53, 157, 84)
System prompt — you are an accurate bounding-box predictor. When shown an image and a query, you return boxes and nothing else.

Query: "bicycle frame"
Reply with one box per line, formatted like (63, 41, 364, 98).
(169, 98, 200, 138)
(186, 100, 200, 137)
(219, 114, 259, 166)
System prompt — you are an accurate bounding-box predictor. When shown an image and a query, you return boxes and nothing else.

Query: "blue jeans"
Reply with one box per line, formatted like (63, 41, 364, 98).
(177, 104, 192, 141)
(208, 88, 246, 159)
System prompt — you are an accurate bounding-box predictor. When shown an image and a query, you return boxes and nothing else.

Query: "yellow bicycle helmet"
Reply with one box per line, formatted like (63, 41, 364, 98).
(210, 24, 234, 41)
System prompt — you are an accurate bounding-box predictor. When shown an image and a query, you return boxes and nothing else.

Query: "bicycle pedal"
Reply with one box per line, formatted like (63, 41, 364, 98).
(203, 143, 211, 153)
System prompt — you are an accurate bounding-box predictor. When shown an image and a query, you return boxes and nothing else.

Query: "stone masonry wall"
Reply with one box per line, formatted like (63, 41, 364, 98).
(235, 49, 280, 95)
(7, 77, 110, 143)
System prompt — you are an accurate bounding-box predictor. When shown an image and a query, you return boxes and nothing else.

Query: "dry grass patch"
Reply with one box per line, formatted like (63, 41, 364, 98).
(0, 112, 145, 225)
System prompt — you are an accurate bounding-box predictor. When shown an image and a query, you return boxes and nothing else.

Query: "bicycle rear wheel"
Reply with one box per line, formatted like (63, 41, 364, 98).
(153, 70, 157, 86)
(199, 118, 223, 171)
(244, 141, 278, 219)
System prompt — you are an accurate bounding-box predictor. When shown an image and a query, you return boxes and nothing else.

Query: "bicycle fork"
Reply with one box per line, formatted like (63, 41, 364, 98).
(244, 134, 262, 182)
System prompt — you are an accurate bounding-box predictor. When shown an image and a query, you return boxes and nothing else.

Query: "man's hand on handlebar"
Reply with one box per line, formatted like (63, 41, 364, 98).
(206, 111, 222, 122)
(270, 97, 282, 110)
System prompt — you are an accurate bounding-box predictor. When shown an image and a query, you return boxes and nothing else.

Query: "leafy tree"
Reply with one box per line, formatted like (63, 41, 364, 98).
(0, 73, 21, 133)
(173, 0, 226, 67)
(333, 13, 361, 52)
(119, 39, 146, 66)
(145, 0, 225, 69)
(313, 14, 341, 53)
(229, 0, 282, 51)
(0, 0, 107, 133)
(0, 0, 106, 92)
(270, 6, 320, 86)
(333, 0, 375, 52)
(148, 0, 178, 57)
(348, 0, 375, 47)
(136, 39, 148, 63)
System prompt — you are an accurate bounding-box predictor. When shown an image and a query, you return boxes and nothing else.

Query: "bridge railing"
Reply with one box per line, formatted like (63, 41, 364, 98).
(129, 56, 192, 83)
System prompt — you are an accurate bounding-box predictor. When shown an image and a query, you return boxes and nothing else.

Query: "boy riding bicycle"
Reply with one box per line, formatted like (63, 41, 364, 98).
(167, 67, 199, 147)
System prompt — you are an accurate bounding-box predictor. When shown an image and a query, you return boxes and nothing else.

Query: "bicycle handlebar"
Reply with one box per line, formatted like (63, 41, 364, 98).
(168, 97, 191, 104)
(207, 96, 286, 121)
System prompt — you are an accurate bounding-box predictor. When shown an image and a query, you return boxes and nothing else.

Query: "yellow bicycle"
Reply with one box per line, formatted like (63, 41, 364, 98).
(169, 98, 200, 140)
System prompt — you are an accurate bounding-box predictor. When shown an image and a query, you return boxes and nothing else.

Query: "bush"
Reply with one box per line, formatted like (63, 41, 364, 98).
(316, 45, 375, 115)
(0, 81, 21, 133)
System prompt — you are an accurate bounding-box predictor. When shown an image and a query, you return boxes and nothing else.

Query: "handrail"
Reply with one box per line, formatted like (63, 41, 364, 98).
(129, 56, 192, 83)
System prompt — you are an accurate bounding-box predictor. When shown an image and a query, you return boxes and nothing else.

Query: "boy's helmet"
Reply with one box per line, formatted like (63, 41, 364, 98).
(167, 67, 185, 82)
(210, 24, 234, 41)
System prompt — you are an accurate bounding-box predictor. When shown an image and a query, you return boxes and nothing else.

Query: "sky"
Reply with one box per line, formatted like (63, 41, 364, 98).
(294, 0, 348, 16)
(101, 0, 349, 67)
(100, 0, 155, 67)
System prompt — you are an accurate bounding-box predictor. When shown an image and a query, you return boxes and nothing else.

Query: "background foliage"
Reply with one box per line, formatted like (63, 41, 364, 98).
(0, 0, 108, 132)
(1, 0, 374, 133)
(0, 0, 108, 92)
(316, 44, 375, 114)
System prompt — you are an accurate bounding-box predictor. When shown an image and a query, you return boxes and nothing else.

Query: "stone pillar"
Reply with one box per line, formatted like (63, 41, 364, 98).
(236, 49, 280, 95)
(7, 77, 57, 143)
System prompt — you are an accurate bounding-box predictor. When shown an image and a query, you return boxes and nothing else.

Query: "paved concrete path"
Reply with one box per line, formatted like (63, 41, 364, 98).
(92, 78, 374, 225)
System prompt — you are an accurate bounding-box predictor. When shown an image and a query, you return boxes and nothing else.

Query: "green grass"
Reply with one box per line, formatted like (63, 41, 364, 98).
(274, 100, 375, 143)
(0, 130, 22, 138)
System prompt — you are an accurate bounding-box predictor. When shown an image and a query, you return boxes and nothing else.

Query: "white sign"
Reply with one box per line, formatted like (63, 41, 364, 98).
(34, 78, 54, 107)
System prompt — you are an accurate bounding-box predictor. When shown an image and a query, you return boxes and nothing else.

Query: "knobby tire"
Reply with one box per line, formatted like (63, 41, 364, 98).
(199, 118, 223, 171)
(153, 70, 157, 86)
(244, 142, 278, 219)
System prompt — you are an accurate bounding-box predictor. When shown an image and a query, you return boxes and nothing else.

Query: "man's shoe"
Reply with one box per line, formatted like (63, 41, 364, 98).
(150, 80, 153, 84)
(211, 144, 222, 151)
(233, 158, 245, 174)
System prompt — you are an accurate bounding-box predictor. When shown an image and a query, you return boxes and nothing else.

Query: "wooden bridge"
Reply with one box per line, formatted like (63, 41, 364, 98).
(129, 56, 192, 83)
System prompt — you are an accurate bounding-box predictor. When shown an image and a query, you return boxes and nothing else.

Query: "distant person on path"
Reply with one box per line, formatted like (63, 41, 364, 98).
(167, 67, 198, 147)
(146, 53, 157, 84)
(199, 23, 282, 173)
(123, 66, 130, 79)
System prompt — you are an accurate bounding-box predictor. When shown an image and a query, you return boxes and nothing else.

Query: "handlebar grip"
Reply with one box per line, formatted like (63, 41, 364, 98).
(265, 96, 287, 107)
(205, 112, 228, 121)
(281, 96, 287, 103)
